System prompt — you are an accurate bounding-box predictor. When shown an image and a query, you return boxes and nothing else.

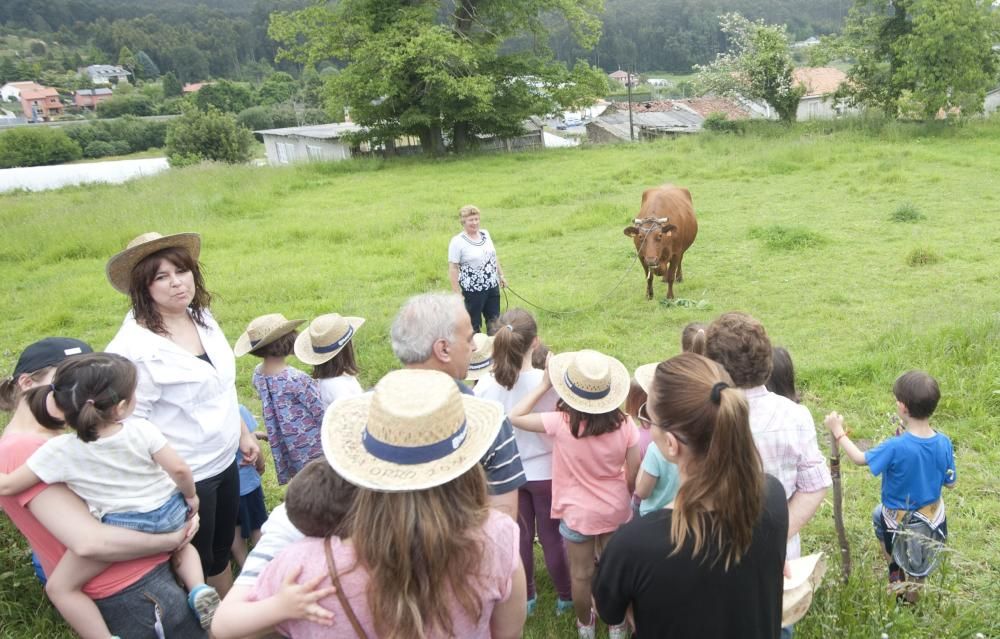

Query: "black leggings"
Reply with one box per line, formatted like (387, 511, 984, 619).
(192, 460, 239, 577)
(462, 286, 501, 333)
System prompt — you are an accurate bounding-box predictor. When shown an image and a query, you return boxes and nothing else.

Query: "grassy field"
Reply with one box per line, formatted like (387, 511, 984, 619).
(1, 116, 999, 638)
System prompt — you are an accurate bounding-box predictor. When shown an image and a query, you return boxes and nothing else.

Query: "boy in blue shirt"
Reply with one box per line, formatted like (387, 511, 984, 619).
(825, 370, 956, 602)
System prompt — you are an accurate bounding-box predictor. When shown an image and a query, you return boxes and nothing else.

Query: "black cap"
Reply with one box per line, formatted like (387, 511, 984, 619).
(11, 338, 94, 378)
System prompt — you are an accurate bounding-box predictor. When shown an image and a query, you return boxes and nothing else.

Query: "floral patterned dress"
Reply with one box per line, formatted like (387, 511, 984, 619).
(251, 365, 326, 484)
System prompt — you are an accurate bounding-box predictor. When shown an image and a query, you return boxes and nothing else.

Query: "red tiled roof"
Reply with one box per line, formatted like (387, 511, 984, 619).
(792, 67, 847, 97)
(21, 88, 60, 100)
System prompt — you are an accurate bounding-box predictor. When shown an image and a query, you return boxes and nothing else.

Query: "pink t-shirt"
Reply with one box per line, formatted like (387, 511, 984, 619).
(0, 432, 167, 599)
(251, 509, 519, 639)
(541, 412, 640, 535)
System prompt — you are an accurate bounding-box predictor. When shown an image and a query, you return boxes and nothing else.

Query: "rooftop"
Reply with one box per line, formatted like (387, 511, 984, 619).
(256, 122, 364, 139)
(792, 67, 847, 97)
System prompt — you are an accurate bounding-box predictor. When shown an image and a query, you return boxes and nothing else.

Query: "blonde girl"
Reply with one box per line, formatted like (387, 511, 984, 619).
(509, 349, 640, 639)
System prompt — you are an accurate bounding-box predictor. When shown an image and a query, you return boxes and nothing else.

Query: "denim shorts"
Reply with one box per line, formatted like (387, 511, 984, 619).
(101, 492, 188, 534)
(559, 520, 592, 544)
(95, 562, 207, 638)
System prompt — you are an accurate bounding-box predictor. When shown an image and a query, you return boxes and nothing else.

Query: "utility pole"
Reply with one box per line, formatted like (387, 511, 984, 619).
(626, 64, 635, 141)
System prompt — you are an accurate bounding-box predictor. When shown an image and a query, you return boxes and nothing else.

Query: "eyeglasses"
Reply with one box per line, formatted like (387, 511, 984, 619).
(637, 401, 689, 446)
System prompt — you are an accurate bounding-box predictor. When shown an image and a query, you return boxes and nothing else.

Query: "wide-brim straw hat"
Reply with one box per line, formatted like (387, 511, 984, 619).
(106, 232, 201, 294)
(782, 552, 826, 627)
(633, 362, 658, 393)
(294, 314, 366, 365)
(322, 368, 505, 492)
(465, 333, 495, 381)
(548, 349, 630, 414)
(234, 313, 306, 357)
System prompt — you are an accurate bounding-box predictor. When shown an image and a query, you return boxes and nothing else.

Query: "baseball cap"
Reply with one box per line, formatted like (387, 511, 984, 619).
(11, 338, 94, 378)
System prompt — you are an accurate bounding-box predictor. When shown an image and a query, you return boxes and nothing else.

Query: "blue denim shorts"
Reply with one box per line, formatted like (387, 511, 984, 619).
(558, 520, 592, 544)
(101, 492, 188, 534)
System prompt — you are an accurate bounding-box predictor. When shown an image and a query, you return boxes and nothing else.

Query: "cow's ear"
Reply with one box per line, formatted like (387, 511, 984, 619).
(663, 224, 677, 236)
(624, 227, 639, 237)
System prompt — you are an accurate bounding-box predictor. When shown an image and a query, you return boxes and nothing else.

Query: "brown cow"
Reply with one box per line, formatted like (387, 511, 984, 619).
(623, 185, 698, 300)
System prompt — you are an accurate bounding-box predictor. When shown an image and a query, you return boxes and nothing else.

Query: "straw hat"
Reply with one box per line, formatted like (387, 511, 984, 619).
(322, 368, 505, 492)
(465, 333, 494, 381)
(548, 350, 630, 414)
(782, 552, 826, 627)
(633, 362, 658, 393)
(294, 314, 366, 365)
(234, 313, 306, 357)
(106, 232, 201, 294)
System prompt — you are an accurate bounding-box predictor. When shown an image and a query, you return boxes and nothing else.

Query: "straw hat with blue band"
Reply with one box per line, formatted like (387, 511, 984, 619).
(465, 333, 494, 381)
(322, 369, 505, 492)
(106, 231, 201, 295)
(294, 314, 366, 366)
(548, 349, 630, 414)
(234, 313, 306, 357)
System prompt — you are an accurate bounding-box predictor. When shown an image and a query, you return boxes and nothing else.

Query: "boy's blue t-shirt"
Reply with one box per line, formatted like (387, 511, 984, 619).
(237, 405, 263, 496)
(864, 431, 956, 510)
(639, 444, 681, 516)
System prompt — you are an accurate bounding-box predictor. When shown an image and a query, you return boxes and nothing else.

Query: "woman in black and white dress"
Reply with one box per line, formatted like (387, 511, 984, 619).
(448, 205, 507, 334)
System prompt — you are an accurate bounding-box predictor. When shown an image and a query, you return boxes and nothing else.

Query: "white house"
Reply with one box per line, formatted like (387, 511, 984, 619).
(257, 122, 363, 166)
(79, 65, 131, 85)
(793, 67, 856, 120)
(1, 81, 44, 102)
(985, 87, 1000, 115)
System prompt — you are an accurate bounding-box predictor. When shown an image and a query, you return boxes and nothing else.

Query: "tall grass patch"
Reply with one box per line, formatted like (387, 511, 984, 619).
(891, 202, 926, 222)
(749, 224, 826, 250)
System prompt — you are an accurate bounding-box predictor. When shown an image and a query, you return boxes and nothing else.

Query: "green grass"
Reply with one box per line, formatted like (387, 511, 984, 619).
(2, 117, 1000, 638)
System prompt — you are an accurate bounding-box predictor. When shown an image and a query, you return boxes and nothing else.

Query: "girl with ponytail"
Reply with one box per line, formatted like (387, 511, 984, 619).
(0, 353, 220, 637)
(593, 352, 789, 639)
(475, 309, 573, 615)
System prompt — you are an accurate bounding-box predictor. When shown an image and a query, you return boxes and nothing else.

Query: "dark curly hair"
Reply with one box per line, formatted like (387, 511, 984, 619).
(705, 312, 773, 388)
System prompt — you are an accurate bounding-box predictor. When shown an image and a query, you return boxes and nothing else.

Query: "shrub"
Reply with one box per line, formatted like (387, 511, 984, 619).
(906, 248, 941, 267)
(65, 117, 168, 156)
(703, 111, 743, 133)
(194, 80, 256, 113)
(0, 127, 82, 168)
(236, 106, 274, 133)
(97, 94, 155, 118)
(83, 140, 116, 158)
(890, 202, 925, 223)
(166, 108, 254, 166)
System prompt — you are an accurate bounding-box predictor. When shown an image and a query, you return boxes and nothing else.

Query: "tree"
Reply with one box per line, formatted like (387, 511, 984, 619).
(194, 80, 256, 113)
(162, 71, 182, 98)
(827, 0, 998, 118)
(0, 127, 81, 168)
(166, 108, 254, 166)
(269, 0, 607, 154)
(257, 71, 297, 106)
(136, 50, 160, 80)
(97, 94, 156, 118)
(118, 46, 138, 74)
(695, 13, 805, 123)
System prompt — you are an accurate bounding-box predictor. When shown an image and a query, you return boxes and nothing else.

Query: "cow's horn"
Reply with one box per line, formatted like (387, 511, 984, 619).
(633, 218, 643, 224)
(657, 217, 669, 224)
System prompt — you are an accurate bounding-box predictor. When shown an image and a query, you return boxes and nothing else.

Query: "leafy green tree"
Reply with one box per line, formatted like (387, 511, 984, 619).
(118, 46, 138, 74)
(168, 45, 210, 84)
(257, 71, 297, 106)
(695, 13, 805, 123)
(0, 127, 81, 168)
(97, 94, 156, 118)
(194, 80, 256, 113)
(166, 107, 254, 166)
(269, 0, 607, 154)
(827, 0, 998, 118)
(162, 71, 182, 98)
(136, 51, 161, 80)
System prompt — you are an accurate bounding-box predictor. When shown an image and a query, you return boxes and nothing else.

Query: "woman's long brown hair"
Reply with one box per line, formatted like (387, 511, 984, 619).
(129, 247, 212, 335)
(348, 466, 490, 639)
(489, 308, 537, 390)
(650, 352, 763, 570)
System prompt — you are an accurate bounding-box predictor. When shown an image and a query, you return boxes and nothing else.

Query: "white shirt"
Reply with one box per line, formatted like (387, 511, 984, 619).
(107, 308, 241, 481)
(448, 229, 500, 292)
(475, 369, 556, 481)
(318, 375, 364, 410)
(27, 419, 177, 519)
(234, 503, 303, 587)
(746, 386, 832, 559)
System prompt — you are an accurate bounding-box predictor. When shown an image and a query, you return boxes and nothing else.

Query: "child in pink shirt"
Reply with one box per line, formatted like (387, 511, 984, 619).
(510, 349, 640, 639)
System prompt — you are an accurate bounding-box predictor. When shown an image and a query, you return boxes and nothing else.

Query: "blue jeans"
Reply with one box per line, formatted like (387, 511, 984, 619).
(94, 562, 207, 639)
(101, 492, 187, 534)
(558, 520, 592, 544)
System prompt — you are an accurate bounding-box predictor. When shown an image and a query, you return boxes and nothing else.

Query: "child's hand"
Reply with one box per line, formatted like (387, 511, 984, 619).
(185, 494, 200, 518)
(275, 565, 337, 625)
(823, 412, 845, 436)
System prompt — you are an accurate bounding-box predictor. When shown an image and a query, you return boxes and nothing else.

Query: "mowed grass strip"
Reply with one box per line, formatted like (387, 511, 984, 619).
(2, 117, 999, 638)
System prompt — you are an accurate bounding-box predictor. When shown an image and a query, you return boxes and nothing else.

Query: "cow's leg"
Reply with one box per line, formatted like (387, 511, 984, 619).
(675, 253, 685, 282)
(665, 261, 678, 299)
(643, 264, 653, 300)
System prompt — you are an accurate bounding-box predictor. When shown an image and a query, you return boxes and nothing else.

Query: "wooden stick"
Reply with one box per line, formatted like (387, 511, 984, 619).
(829, 431, 852, 582)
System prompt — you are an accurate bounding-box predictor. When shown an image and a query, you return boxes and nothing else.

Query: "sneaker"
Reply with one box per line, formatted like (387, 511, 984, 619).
(577, 609, 596, 639)
(609, 621, 630, 639)
(188, 584, 220, 629)
(526, 596, 537, 616)
(555, 598, 575, 615)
